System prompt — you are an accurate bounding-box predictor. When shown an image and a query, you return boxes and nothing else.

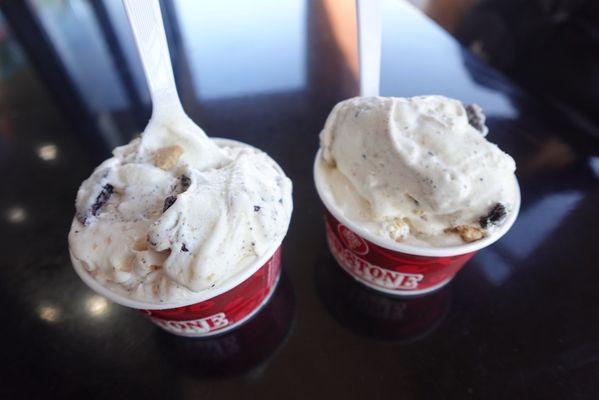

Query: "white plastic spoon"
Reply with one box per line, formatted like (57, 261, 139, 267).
(122, 0, 223, 169)
(356, 0, 383, 97)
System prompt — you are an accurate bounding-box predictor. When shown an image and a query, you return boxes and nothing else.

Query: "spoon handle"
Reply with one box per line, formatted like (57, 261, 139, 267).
(123, 0, 183, 119)
(356, 0, 383, 97)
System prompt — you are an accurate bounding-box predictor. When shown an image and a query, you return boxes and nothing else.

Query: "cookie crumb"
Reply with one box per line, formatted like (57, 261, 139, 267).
(78, 183, 114, 224)
(465, 104, 488, 136)
(163, 195, 177, 212)
(133, 238, 147, 251)
(154, 145, 183, 170)
(386, 217, 410, 242)
(479, 203, 507, 228)
(446, 225, 484, 242)
(180, 175, 191, 190)
(147, 234, 157, 248)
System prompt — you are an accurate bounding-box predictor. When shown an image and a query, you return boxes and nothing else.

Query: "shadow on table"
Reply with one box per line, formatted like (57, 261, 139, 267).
(314, 251, 452, 344)
(155, 271, 295, 380)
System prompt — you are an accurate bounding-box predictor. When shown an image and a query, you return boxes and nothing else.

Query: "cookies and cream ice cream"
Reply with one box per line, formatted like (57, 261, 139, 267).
(317, 95, 517, 247)
(69, 115, 292, 303)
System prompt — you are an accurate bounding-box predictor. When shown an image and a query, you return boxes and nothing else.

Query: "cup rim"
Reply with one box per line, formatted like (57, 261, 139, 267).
(313, 149, 521, 257)
(70, 137, 290, 310)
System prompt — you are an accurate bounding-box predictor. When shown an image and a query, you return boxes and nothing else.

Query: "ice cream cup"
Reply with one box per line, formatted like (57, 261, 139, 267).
(313, 149, 520, 296)
(71, 138, 289, 337)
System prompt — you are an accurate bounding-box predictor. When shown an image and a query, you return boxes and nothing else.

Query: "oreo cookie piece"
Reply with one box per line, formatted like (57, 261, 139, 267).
(465, 104, 489, 136)
(180, 175, 191, 190)
(91, 184, 114, 216)
(163, 195, 177, 212)
(78, 184, 114, 225)
(479, 203, 507, 229)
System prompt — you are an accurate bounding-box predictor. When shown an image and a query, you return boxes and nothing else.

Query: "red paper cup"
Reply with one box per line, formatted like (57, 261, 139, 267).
(72, 246, 282, 337)
(143, 248, 281, 337)
(314, 150, 520, 296)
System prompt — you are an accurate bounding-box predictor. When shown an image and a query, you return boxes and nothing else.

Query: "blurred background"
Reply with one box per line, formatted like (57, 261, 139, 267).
(410, 0, 599, 140)
(1, 0, 598, 149)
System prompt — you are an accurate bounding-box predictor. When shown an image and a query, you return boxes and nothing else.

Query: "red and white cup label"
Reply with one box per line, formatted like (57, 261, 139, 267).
(324, 211, 475, 295)
(144, 247, 281, 337)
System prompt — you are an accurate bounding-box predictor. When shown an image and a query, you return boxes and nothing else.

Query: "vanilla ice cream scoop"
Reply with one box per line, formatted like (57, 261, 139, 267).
(318, 95, 517, 246)
(69, 121, 292, 302)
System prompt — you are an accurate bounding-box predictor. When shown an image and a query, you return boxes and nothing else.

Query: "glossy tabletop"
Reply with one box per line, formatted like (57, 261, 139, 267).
(0, 1, 598, 399)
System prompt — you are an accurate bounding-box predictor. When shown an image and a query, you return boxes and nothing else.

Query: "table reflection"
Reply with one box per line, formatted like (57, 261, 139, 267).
(158, 272, 295, 379)
(5, 205, 27, 224)
(315, 254, 451, 343)
(85, 295, 110, 318)
(38, 304, 60, 323)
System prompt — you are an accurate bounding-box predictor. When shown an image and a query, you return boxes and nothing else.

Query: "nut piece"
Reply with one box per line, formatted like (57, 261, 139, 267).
(447, 225, 484, 243)
(154, 145, 183, 170)
(385, 217, 410, 242)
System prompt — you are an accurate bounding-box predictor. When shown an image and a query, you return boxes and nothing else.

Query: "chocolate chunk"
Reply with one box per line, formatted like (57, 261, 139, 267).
(181, 243, 189, 252)
(163, 195, 177, 212)
(465, 104, 488, 136)
(479, 203, 507, 229)
(180, 175, 191, 190)
(254, 205, 261, 212)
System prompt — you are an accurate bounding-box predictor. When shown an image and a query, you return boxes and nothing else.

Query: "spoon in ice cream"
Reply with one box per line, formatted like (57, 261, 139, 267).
(122, 0, 226, 170)
(356, 0, 383, 97)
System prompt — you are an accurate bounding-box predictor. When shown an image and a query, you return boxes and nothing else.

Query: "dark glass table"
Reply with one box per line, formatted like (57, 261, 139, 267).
(0, 1, 597, 399)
